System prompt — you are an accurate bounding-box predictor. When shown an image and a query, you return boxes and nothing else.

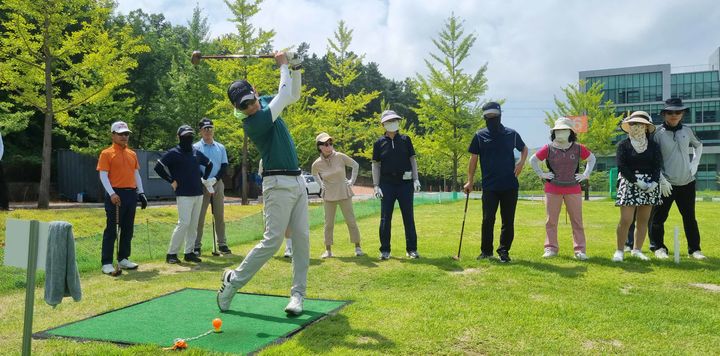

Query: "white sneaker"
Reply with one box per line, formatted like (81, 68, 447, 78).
(631, 249, 650, 261)
(623, 245, 632, 252)
(284, 292, 304, 315)
(574, 252, 588, 261)
(690, 251, 707, 260)
(612, 250, 624, 262)
(283, 246, 293, 258)
(320, 250, 333, 259)
(101, 264, 115, 274)
(118, 259, 138, 269)
(654, 248, 669, 259)
(542, 248, 558, 258)
(217, 270, 236, 312)
(354, 247, 364, 256)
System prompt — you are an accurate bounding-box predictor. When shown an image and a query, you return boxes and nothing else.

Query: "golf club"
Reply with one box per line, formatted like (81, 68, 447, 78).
(146, 218, 153, 259)
(452, 192, 470, 260)
(210, 198, 220, 256)
(191, 50, 275, 65)
(111, 205, 123, 277)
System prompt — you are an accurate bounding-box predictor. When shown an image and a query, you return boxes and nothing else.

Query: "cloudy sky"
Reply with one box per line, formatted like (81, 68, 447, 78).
(116, 0, 720, 148)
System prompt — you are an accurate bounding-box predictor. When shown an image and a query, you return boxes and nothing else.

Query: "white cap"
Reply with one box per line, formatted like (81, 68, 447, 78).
(111, 121, 131, 133)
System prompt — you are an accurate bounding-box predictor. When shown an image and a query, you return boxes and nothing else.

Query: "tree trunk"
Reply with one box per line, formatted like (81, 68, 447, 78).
(451, 152, 458, 192)
(241, 134, 248, 205)
(38, 31, 53, 209)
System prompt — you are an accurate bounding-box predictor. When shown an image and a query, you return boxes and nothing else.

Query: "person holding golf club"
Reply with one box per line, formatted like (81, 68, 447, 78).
(97, 121, 148, 275)
(193, 118, 232, 256)
(529, 117, 596, 261)
(612, 111, 663, 262)
(154, 125, 213, 264)
(463, 102, 528, 263)
(311, 132, 363, 258)
(218, 51, 308, 316)
(372, 110, 421, 260)
(649, 98, 705, 260)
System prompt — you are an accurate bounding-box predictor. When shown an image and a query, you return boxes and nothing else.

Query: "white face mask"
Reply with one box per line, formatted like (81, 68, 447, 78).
(554, 129, 570, 143)
(383, 121, 400, 132)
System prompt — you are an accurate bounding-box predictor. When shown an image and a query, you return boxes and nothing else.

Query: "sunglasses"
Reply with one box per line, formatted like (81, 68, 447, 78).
(114, 132, 130, 136)
(238, 98, 257, 110)
(666, 110, 684, 115)
(319, 142, 333, 147)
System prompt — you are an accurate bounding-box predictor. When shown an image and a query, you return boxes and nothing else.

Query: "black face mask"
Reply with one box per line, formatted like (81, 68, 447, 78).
(179, 135, 194, 152)
(485, 117, 501, 132)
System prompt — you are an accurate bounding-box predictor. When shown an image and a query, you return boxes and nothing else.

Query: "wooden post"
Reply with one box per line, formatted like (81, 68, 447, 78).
(22, 220, 40, 356)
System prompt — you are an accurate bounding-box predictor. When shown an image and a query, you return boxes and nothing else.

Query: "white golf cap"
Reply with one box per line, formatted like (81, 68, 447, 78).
(111, 121, 131, 133)
(380, 110, 402, 124)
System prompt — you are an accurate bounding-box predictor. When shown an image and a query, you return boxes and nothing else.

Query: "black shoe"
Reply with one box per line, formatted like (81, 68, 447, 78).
(166, 254, 180, 264)
(194, 248, 201, 256)
(477, 253, 493, 260)
(184, 253, 202, 263)
(406, 251, 420, 259)
(219, 245, 232, 254)
(498, 251, 511, 263)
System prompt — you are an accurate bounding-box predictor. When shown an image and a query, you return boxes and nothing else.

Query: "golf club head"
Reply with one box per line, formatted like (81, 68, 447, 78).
(212, 252, 221, 256)
(110, 269, 122, 277)
(191, 50, 202, 65)
(451, 255, 461, 261)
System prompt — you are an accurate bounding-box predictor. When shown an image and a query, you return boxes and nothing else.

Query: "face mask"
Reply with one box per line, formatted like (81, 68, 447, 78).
(234, 108, 248, 120)
(485, 117, 501, 131)
(554, 129, 570, 143)
(628, 124, 646, 139)
(383, 121, 400, 132)
(179, 135, 194, 152)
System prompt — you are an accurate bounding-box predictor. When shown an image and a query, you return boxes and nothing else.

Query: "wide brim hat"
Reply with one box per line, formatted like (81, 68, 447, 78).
(315, 132, 332, 143)
(661, 98, 688, 112)
(380, 110, 402, 124)
(551, 117, 575, 132)
(621, 111, 656, 133)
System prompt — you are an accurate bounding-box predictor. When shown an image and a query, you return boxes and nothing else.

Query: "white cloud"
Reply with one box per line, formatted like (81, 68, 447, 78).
(115, 0, 720, 147)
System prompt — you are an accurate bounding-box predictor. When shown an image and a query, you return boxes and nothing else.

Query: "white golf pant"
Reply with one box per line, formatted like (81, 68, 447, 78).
(229, 175, 309, 296)
(168, 195, 203, 255)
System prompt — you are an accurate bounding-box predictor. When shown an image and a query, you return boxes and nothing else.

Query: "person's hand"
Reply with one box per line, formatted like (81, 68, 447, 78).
(346, 179, 353, 187)
(645, 181, 658, 192)
(541, 172, 555, 180)
(374, 186, 383, 199)
(659, 176, 673, 197)
(575, 173, 589, 182)
(287, 51, 302, 67)
(514, 163, 524, 177)
(635, 180, 649, 190)
(110, 193, 121, 206)
(138, 193, 148, 209)
(171, 180, 178, 191)
(463, 182, 473, 194)
(274, 51, 289, 66)
(208, 177, 217, 186)
(413, 179, 421, 193)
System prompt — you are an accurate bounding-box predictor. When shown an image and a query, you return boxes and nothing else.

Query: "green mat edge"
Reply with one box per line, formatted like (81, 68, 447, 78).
(32, 287, 351, 353)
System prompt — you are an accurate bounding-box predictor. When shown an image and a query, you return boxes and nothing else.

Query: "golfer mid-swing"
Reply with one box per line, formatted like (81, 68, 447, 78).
(217, 51, 307, 315)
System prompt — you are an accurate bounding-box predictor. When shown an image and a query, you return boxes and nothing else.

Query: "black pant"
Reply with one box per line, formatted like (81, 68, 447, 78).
(481, 189, 518, 255)
(649, 181, 701, 254)
(101, 189, 137, 265)
(0, 161, 9, 209)
(379, 181, 417, 253)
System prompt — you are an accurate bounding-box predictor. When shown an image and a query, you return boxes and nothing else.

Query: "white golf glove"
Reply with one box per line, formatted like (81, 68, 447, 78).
(201, 178, 215, 194)
(575, 173, 589, 183)
(287, 51, 302, 67)
(208, 177, 217, 186)
(645, 181, 658, 192)
(346, 179, 353, 187)
(659, 175, 673, 197)
(374, 186, 383, 199)
(540, 172, 555, 180)
(634, 180, 649, 191)
(413, 179, 421, 193)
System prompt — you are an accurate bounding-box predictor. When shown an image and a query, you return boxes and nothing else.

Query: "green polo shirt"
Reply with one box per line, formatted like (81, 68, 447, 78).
(243, 95, 299, 171)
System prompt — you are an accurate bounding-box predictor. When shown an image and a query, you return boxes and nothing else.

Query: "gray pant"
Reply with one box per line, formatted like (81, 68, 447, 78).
(195, 179, 227, 249)
(168, 195, 203, 254)
(229, 175, 309, 296)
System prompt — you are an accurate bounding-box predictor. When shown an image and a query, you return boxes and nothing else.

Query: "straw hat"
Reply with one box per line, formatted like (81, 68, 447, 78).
(621, 111, 655, 133)
(551, 117, 575, 132)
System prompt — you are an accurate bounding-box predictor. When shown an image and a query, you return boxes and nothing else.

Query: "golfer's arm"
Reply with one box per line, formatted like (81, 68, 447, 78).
(99, 171, 115, 196)
(154, 161, 173, 183)
(372, 161, 381, 186)
(529, 154, 545, 177)
(410, 156, 419, 181)
(466, 154, 478, 182)
(583, 153, 596, 176)
(134, 169, 145, 194)
(269, 64, 297, 121)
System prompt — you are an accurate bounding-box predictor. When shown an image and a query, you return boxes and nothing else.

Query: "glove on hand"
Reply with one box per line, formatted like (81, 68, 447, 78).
(413, 180, 421, 193)
(138, 193, 148, 210)
(374, 186, 383, 199)
(634, 180, 649, 191)
(659, 175, 673, 197)
(287, 51, 303, 68)
(645, 181, 658, 192)
(541, 172, 555, 180)
(575, 173, 588, 182)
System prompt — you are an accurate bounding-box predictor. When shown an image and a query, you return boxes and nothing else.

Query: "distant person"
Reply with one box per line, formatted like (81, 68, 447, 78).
(372, 110, 421, 260)
(463, 102, 528, 263)
(0, 130, 10, 211)
(218, 51, 309, 316)
(311, 132, 363, 258)
(612, 111, 662, 262)
(154, 125, 213, 264)
(193, 118, 232, 255)
(649, 98, 705, 260)
(97, 121, 147, 274)
(529, 117, 595, 260)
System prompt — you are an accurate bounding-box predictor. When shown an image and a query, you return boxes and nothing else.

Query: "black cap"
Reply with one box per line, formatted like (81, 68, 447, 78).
(661, 98, 688, 112)
(482, 102, 501, 118)
(198, 118, 213, 129)
(227, 80, 255, 109)
(177, 124, 194, 136)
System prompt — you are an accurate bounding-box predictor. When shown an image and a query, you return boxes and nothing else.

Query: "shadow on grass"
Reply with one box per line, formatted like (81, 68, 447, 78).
(223, 309, 324, 326)
(513, 260, 588, 278)
(397, 256, 463, 272)
(119, 268, 160, 281)
(335, 255, 379, 268)
(296, 313, 395, 354)
(588, 256, 720, 272)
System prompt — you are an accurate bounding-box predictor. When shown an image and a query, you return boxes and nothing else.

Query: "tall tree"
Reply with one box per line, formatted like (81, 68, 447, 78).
(544, 80, 622, 155)
(412, 14, 488, 191)
(0, 0, 147, 208)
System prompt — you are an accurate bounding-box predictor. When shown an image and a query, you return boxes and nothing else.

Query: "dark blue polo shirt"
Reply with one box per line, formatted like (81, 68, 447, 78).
(372, 133, 416, 184)
(243, 95, 299, 171)
(158, 147, 211, 196)
(468, 125, 525, 191)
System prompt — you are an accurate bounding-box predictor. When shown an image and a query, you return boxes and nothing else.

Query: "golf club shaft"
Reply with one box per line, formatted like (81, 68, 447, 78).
(114, 205, 121, 275)
(211, 197, 218, 255)
(456, 192, 470, 258)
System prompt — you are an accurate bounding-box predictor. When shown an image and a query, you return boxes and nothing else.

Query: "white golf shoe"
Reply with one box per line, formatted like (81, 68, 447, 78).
(654, 248, 669, 259)
(691, 251, 707, 260)
(574, 252, 588, 261)
(101, 264, 115, 274)
(284, 246, 293, 258)
(542, 248, 558, 258)
(284, 292, 304, 316)
(118, 259, 138, 269)
(217, 270, 236, 312)
(631, 249, 650, 261)
(612, 250, 624, 262)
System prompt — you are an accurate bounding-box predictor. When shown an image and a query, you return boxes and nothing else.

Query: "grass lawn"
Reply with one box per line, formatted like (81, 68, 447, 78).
(1, 198, 719, 355)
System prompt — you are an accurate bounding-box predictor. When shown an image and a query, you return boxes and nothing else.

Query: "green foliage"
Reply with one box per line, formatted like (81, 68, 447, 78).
(544, 80, 622, 155)
(518, 163, 545, 191)
(412, 14, 489, 190)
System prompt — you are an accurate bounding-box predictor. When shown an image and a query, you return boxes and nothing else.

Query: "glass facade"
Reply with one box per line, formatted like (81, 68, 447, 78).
(671, 71, 720, 99)
(586, 72, 663, 104)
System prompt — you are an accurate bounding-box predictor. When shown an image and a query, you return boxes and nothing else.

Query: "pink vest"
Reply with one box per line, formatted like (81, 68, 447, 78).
(547, 143, 580, 187)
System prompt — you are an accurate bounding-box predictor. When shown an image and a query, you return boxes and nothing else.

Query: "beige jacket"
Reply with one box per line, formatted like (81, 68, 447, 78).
(311, 151, 359, 202)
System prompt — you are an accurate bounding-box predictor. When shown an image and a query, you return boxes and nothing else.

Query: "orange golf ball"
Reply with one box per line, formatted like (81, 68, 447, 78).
(212, 318, 222, 330)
